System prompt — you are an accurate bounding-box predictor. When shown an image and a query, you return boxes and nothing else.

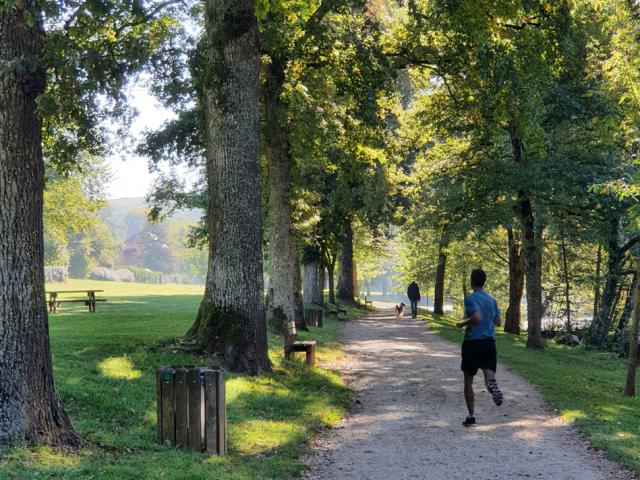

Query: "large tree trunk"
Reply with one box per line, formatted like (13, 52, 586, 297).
(617, 274, 638, 334)
(337, 218, 355, 302)
(519, 196, 544, 349)
(0, 6, 80, 446)
(624, 268, 640, 397)
(292, 257, 306, 330)
(594, 245, 602, 318)
(318, 264, 325, 306)
(504, 227, 525, 334)
(589, 217, 623, 347)
(353, 262, 359, 298)
(509, 130, 543, 348)
(560, 231, 572, 333)
(433, 233, 449, 315)
(327, 260, 336, 304)
(189, 0, 270, 374)
(303, 246, 323, 305)
(263, 56, 305, 333)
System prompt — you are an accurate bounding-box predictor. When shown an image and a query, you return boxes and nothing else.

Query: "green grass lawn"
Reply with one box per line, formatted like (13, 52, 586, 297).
(425, 311, 640, 473)
(0, 280, 363, 480)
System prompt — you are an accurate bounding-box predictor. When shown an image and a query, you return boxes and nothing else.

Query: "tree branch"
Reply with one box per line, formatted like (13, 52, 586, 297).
(479, 237, 509, 265)
(620, 233, 640, 254)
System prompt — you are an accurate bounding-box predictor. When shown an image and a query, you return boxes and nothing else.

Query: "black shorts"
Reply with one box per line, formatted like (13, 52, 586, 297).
(461, 338, 497, 375)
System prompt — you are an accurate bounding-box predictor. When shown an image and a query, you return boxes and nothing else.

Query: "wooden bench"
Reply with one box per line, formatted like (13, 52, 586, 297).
(364, 296, 373, 307)
(46, 290, 105, 313)
(283, 321, 316, 366)
(303, 308, 324, 328)
(325, 303, 347, 316)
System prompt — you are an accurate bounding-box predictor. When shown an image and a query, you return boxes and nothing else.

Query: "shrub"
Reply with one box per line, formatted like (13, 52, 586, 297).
(90, 267, 134, 282)
(44, 266, 68, 283)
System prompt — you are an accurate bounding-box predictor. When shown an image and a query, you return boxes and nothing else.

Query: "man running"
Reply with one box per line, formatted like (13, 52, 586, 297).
(456, 268, 503, 427)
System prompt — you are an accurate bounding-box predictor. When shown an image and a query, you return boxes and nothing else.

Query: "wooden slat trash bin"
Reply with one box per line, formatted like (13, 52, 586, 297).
(303, 308, 324, 328)
(156, 366, 226, 455)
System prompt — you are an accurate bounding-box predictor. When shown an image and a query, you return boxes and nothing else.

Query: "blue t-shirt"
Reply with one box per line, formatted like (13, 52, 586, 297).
(463, 290, 500, 340)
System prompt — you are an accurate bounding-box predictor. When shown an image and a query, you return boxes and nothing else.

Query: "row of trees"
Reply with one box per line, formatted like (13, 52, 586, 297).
(0, 0, 180, 447)
(4, 0, 640, 449)
(1, 0, 399, 446)
(142, 1, 401, 368)
(391, 1, 640, 394)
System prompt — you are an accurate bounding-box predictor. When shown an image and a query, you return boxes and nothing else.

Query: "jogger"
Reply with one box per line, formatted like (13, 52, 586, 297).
(457, 268, 503, 426)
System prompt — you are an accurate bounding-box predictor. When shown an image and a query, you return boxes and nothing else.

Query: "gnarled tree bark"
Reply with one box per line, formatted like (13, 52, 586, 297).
(593, 245, 602, 319)
(263, 55, 306, 333)
(188, 0, 271, 374)
(624, 267, 640, 397)
(0, 5, 80, 446)
(303, 246, 323, 305)
(518, 196, 544, 349)
(504, 227, 525, 334)
(337, 218, 355, 302)
(509, 130, 543, 348)
(326, 253, 337, 304)
(590, 217, 624, 347)
(613, 274, 638, 349)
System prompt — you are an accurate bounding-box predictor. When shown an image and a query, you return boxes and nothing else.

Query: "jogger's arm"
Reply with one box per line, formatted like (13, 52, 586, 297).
(457, 311, 481, 328)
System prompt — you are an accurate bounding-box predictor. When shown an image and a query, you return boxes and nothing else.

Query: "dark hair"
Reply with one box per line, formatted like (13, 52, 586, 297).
(470, 269, 486, 288)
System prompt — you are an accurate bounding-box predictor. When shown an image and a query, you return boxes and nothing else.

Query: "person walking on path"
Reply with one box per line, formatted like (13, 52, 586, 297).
(456, 268, 503, 427)
(407, 281, 421, 319)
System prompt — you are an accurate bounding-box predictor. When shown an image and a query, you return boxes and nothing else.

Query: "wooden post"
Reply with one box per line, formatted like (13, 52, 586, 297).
(204, 368, 227, 455)
(188, 368, 203, 451)
(174, 368, 189, 447)
(160, 368, 175, 444)
(306, 345, 316, 366)
(204, 370, 217, 455)
(216, 369, 226, 454)
(155, 369, 163, 443)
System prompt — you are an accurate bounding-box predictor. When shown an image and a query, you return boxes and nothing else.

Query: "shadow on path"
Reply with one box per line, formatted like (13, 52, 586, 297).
(304, 310, 634, 480)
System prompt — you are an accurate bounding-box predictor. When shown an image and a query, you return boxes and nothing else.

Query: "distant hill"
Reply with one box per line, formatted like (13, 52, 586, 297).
(105, 197, 202, 222)
(101, 197, 203, 241)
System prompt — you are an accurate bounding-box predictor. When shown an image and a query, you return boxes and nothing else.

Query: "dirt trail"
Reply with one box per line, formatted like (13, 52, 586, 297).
(303, 310, 636, 480)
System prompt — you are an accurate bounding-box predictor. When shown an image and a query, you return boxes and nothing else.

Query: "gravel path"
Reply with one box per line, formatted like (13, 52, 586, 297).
(303, 309, 636, 480)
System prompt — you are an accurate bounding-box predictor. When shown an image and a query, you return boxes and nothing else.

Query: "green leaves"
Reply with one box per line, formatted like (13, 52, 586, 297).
(32, 1, 180, 173)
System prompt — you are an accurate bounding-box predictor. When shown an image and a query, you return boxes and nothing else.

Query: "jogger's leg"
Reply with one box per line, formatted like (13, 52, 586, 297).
(482, 369, 503, 406)
(481, 368, 495, 390)
(463, 372, 475, 416)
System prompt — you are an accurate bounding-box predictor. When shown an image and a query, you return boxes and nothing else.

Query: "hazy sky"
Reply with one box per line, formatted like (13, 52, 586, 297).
(105, 86, 174, 199)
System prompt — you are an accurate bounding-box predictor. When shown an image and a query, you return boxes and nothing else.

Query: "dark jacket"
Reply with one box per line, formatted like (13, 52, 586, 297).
(407, 282, 421, 302)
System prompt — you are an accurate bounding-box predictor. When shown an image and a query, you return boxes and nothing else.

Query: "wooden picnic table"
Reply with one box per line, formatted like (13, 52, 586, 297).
(46, 290, 105, 313)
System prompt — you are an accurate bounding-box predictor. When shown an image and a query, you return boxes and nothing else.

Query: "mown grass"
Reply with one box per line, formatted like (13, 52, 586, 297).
(425, 311, 640, 473)
(0, 280, 362, 480)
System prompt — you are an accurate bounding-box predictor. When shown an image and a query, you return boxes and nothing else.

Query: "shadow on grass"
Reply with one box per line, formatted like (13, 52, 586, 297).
(4, 359, 350, 480)
(4, 304, 350, 480)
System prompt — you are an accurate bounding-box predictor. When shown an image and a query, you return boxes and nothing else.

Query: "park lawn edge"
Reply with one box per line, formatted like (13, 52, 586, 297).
(423, 310, 640, 474)
(0, 281, 367, 480)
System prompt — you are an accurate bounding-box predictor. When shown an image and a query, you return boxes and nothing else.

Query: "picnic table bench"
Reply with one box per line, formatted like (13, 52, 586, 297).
(46, 290, 105, 313)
